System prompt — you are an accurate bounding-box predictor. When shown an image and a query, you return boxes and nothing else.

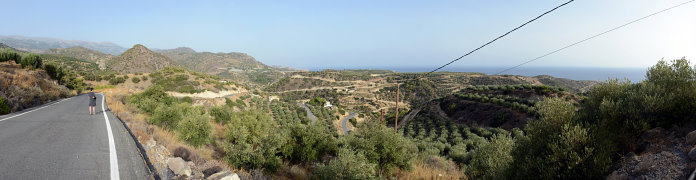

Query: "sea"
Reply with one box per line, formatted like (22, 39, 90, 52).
(306, 66, 648, 83)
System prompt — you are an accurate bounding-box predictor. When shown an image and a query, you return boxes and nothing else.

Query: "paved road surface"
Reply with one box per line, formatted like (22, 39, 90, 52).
(0, 94, 150, 180)
(341, 112, 357, 134)
(298, 103, 317, 124)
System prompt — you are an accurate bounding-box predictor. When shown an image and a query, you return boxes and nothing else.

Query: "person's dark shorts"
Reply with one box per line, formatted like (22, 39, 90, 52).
(89, 99, 97, 107)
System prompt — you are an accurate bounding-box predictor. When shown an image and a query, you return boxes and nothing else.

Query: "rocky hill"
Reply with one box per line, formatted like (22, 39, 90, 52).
(44, 46, 113, 69)
(156, 47, 286, 86)
(0, 35, 126, 55)
(106, 44, 176, 74)
(0, 43, 18, 50)
(157, 47, 265, 73)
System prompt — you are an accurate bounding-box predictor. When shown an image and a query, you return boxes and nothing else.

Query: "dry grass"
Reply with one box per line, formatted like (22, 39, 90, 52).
(0, 62, 72, 112)
(275, 164, 309, 180)
(97, 85, 240, 176)
(396, 159, 466, 180)
(212, 121, 228, 142)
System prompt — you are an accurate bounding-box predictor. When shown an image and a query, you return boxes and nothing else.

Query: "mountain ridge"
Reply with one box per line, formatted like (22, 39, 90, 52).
(44, 46, 113, 69)
(0, 35, 126, 55)
(155, 47, 287, 86)
(105, 44, 176, 74)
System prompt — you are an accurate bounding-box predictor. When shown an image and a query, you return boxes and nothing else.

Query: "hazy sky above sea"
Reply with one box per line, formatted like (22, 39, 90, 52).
(1, 0, 694, 69)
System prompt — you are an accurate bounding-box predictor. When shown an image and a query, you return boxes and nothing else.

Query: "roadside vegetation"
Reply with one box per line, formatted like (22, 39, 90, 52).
(148, 67, 238, 94)
(0, 48, 73, 114)
(394, 58, 696, 179)
(126, 84, 418, 178)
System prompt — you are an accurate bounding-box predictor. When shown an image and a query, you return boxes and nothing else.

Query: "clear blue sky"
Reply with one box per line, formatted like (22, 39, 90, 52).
(1, 0, 694, 69)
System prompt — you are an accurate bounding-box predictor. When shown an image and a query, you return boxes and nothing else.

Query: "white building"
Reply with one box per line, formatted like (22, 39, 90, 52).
(324, 101, 334, 108)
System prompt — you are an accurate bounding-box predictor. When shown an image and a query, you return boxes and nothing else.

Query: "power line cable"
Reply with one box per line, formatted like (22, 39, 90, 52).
(417, 0, 575, 80)
(494, 0, 695, 75)
(388, 0, 576, 128)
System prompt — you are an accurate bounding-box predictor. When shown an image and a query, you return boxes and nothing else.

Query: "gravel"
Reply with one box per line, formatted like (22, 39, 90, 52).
(608, 128, 691, 180)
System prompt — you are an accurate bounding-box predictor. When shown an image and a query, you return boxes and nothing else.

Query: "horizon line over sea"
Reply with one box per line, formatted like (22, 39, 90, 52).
(302, 66, 648, 82)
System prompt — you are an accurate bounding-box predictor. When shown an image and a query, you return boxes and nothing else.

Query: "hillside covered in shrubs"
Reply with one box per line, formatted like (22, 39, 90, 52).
(0, 51, 72, 114)
(396, 57, 696, 179)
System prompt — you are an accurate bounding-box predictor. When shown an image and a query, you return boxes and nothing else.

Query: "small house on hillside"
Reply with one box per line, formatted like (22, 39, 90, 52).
(324, 101, 334, 108)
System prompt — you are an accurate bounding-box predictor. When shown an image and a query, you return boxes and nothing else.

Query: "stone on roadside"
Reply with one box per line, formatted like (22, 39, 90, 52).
(207, 171, 232, 180)
(689, 147, 696, 161)
(220, 173, 240, 180)
(686, 130, 696, 145)
(167, 157, 192, 177)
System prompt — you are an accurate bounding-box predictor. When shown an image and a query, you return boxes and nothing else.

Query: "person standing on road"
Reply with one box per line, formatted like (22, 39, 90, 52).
(88, 88, 97, 115)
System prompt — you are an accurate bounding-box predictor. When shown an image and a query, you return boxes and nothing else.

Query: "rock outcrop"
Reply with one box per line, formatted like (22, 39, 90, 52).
(608, 127, 693, 179)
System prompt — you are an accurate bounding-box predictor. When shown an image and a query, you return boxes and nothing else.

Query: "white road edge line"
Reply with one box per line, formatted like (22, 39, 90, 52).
(0, 98, 68, 122)
(101, 93, 120, 180)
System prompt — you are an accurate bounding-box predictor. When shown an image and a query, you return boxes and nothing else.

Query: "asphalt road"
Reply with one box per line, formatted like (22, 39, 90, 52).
(298, 103, 317, 124)
(341, 112, 357, 134)
(0, 93, 150, 180)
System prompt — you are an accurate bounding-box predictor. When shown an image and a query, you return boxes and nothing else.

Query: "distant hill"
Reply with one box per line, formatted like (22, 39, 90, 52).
(0, 43, 18, 51)
(0, 35, 126, 55)
(44, 46, 113, 69)
(106, 44, 176, 74)
(271, 65, 306, 72)
(156, 47, 286, 86)
(156, 47, 267, 73)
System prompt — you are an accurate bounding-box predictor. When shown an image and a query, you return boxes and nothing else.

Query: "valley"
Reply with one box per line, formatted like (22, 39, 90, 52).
(1, 37, 694, 179)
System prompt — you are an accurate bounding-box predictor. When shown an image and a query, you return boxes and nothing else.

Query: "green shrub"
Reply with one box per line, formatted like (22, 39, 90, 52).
(177, 85, 199, 94)
(176, 110, 212, 147)
(210, 106, 232, 124)
(84, 74, 102, 81)
(130, 85, 175, 114)
(235, 99, 246, 107)
(644, 58, 696, 125)
(95, 85, 114, 90)
(466, 133, 514, 180)
(312, 148, 377, 180)
(20, 54, 42, 69)
(149, 103, 185, 129)
(223, 110, 288, 172)
(141, 76, 148, 81)
(343, 122, 417, 175)
(109, 76, 125, 85)
(179, 96, 193, 104)
(449, 143, 470, 165)
(131, 77, 141, 83)
(0, 49, 21, 63)
(174, 74, 189, 81)
(509, 98, 606, 179)
(286, 123, 338, 163)
(0, 97, 10, 115)
(43, 63, 64, 82)
(308, 97, 326, 106)
(65, 77, 86, 92)
(349, 117, 357, 126)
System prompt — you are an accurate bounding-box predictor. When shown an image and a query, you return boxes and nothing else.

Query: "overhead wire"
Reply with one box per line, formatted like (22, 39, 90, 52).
(388, 0, 693, 128)
(386, 0, 576, 129)
(494, 0, 696, 75)
(418, 0, 576, 80)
